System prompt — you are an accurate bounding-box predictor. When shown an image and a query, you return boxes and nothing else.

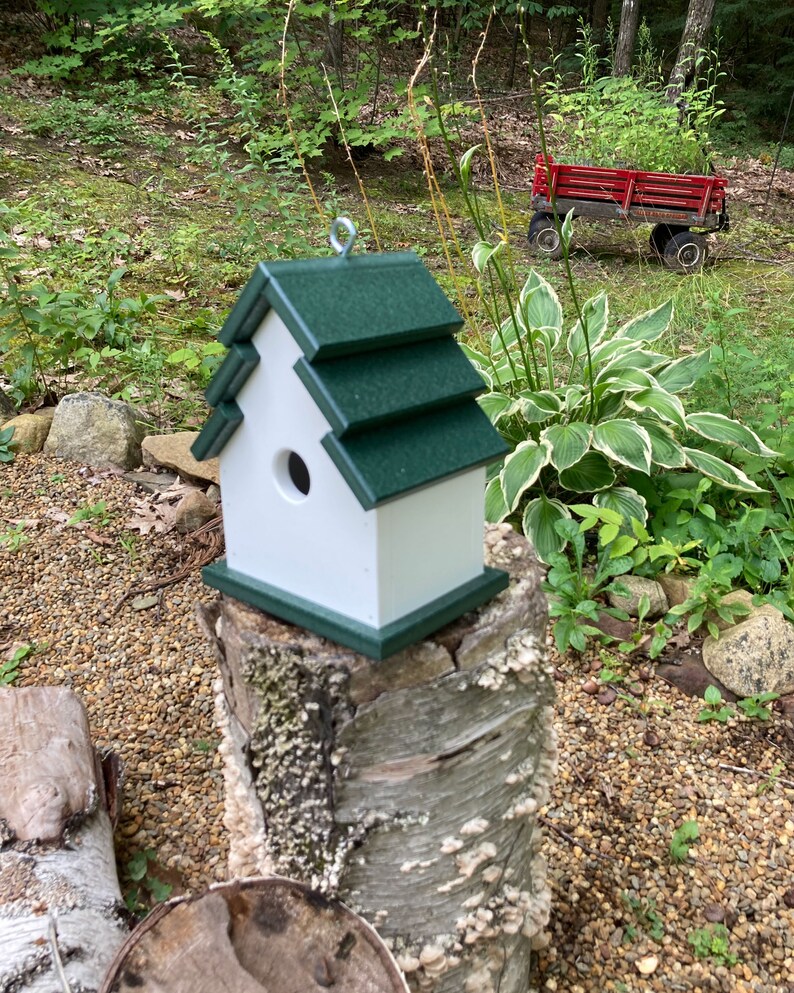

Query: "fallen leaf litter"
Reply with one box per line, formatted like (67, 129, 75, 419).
(2, 453, 793, 991)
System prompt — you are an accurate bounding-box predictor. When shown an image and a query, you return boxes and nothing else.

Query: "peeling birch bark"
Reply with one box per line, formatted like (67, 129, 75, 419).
(0, 686, 128, 992)
(199, 524, 557, 993)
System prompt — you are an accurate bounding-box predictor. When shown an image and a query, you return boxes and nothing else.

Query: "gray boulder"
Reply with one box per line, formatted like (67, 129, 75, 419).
(44, 393, 144, 470)
(702, 608, 794, 697)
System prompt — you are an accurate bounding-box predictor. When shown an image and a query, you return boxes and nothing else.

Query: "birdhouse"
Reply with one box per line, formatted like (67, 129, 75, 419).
(192, 220, 509, 660)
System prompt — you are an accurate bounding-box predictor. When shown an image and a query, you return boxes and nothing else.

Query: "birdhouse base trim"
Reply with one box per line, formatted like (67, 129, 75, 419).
(201, 561, 509, 661)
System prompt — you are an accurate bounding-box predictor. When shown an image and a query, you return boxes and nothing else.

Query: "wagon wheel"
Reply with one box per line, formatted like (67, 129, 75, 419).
(649, 223, 689, 255)
(528, 214, 564, 260)
(662, 231, 708, 274)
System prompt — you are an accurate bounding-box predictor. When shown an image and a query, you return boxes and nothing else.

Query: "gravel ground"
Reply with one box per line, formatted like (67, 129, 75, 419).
(2, 453, 794, 990)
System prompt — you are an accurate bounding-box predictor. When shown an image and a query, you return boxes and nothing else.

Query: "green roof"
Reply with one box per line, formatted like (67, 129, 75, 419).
(192, 249, 508, 505)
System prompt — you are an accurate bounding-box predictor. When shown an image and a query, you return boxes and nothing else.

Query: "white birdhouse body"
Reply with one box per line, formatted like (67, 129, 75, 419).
(193, 247, 509, 659)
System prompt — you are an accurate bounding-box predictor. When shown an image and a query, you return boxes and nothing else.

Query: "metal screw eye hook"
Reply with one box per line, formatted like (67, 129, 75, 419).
(330, 217, 357, 257)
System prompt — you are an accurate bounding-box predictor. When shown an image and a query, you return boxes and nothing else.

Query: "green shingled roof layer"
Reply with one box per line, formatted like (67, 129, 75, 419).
(220, 253, 463, 359)
(192, 248, 509, 506)
(294, 336, 485, 437)
(322, 403, 509, 510)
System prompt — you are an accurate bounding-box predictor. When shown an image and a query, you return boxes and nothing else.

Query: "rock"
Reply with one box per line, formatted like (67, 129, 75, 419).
(656, 573, 695, 608)
(2, 413, 51, 454)
(655, 656, 737, 702)
(175, 489, 217, 533)
(0, 386, 15, 419)
(206, 483, 221, 504)
(142, 433, 220, 485)
(607, 575, 668, 620)
(594, 609, 635, 643)
(122, 470, 179, 494)
(702, 609, 794, 697)
(44, 392, 144, 470)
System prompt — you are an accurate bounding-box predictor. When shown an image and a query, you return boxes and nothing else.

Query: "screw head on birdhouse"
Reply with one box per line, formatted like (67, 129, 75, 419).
(191, 220, 509, 659)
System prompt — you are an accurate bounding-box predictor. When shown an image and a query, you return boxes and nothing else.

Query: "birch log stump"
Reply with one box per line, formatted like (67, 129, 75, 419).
(0, 686, 128, 992)
(199, 524, 557, 993)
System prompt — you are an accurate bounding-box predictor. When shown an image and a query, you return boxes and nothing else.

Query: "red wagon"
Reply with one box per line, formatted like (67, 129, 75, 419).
(529, 154, 729, 273)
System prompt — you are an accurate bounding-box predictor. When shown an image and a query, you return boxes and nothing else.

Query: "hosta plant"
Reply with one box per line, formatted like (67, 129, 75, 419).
(462, 262, 778, 562)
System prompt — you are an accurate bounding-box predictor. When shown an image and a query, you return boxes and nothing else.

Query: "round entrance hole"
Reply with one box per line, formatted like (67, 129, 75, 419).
(274, 449, 311, 502)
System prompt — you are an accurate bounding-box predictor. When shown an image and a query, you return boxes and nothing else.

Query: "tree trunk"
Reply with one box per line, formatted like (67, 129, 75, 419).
(100, 877, 409, 992)
(325, 0, 344, 88)
(666, 0, 717, 101)
(613, 0, 641, 75)
(0, 686, 128, 992)
(591, 0, 610, 47)
(199, 524, 557, 993)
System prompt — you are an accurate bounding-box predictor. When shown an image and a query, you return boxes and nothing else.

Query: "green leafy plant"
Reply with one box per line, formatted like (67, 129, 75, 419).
(125, 848, 173, 914)
(688, 924, 738, 966)
(0, 523, 30, 552)
(542, 516, 632, 653)
(463, 259, 776, 563)
(622, 892, 665, 943)
(670, 819, 699, 862)
(68, 500, 111, 527)
(0, 426, 15, 464)
(666, 563, 750, 640)
(698, 685, 735, 724)
(756, 761, 785, 796)
(737, 692, 779, 721)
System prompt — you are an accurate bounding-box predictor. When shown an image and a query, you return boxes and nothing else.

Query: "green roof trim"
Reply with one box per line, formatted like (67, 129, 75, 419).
(294, 337, 486, 437)
(321, 403, 509, 509)
(205, 342, 260, 408)
(202, 560, 509, 660)
(191, 401, 243, 461)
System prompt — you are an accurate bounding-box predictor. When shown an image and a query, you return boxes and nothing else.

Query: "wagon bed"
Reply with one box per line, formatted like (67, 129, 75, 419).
(529, 154, 729, 272)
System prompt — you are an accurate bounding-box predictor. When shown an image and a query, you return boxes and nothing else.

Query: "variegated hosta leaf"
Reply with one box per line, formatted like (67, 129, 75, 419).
(615, 298, 674, 343)
(542, 422, 592, 471)
(458, 341, 491, 374)
(522, 495, 571, 563)
(562, 386, 587, 412)
(639, 420, 687, 469)
(592, 419, 652, 473)
(683, 447, 766, 493)
(478, 391, 517, 424)
(601, 349, 669, 376)
(598, 368, 657, 394)
(625, 387, 687, 430)
(491, 315, 522, 356)
(472, 239, 504, 273)
(561, 208, 575, 251)
(500, 439, 552, 512)
(590, 335, 639, 366)
(594, 486, 649, 528)
(654, 349, 711, 393)
(686, 412, 780, 458)
(558, 451, 617, 492)
(484, 473, 508, 522)
(568, 290, 609, 364)
(520, 389, 561, 424)
(519, 270, 563, 336)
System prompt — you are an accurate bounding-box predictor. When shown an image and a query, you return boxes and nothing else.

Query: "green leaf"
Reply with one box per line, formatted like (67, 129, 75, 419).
(520, 389, 561, 424)
(107, 267, 127, 292)
(568, 290, 609, 363)
(624, 387, 686, 429)
(615, 298, 673, 342)
(640, 420, 687, 469)
(478, 392, 515, 423)
(686, 412, 780, 458)
(484, 475, 508, 522)
(472, 240, 504, 273)
(500, 439, 551, 512)
(683, 448, 765, 493)
(704, 684, 722, 705)
(594, 486, 648, 527)
(542, 422, 591, 471)
(522, 496, 571, 563)
(561, 208, 575, 251)
(558, 451, 616, 492)
(458, 145, 480, 190)
(592, 420, 652, 473)
(519, 270, 563, 337)
(654, 350, 711, 393)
